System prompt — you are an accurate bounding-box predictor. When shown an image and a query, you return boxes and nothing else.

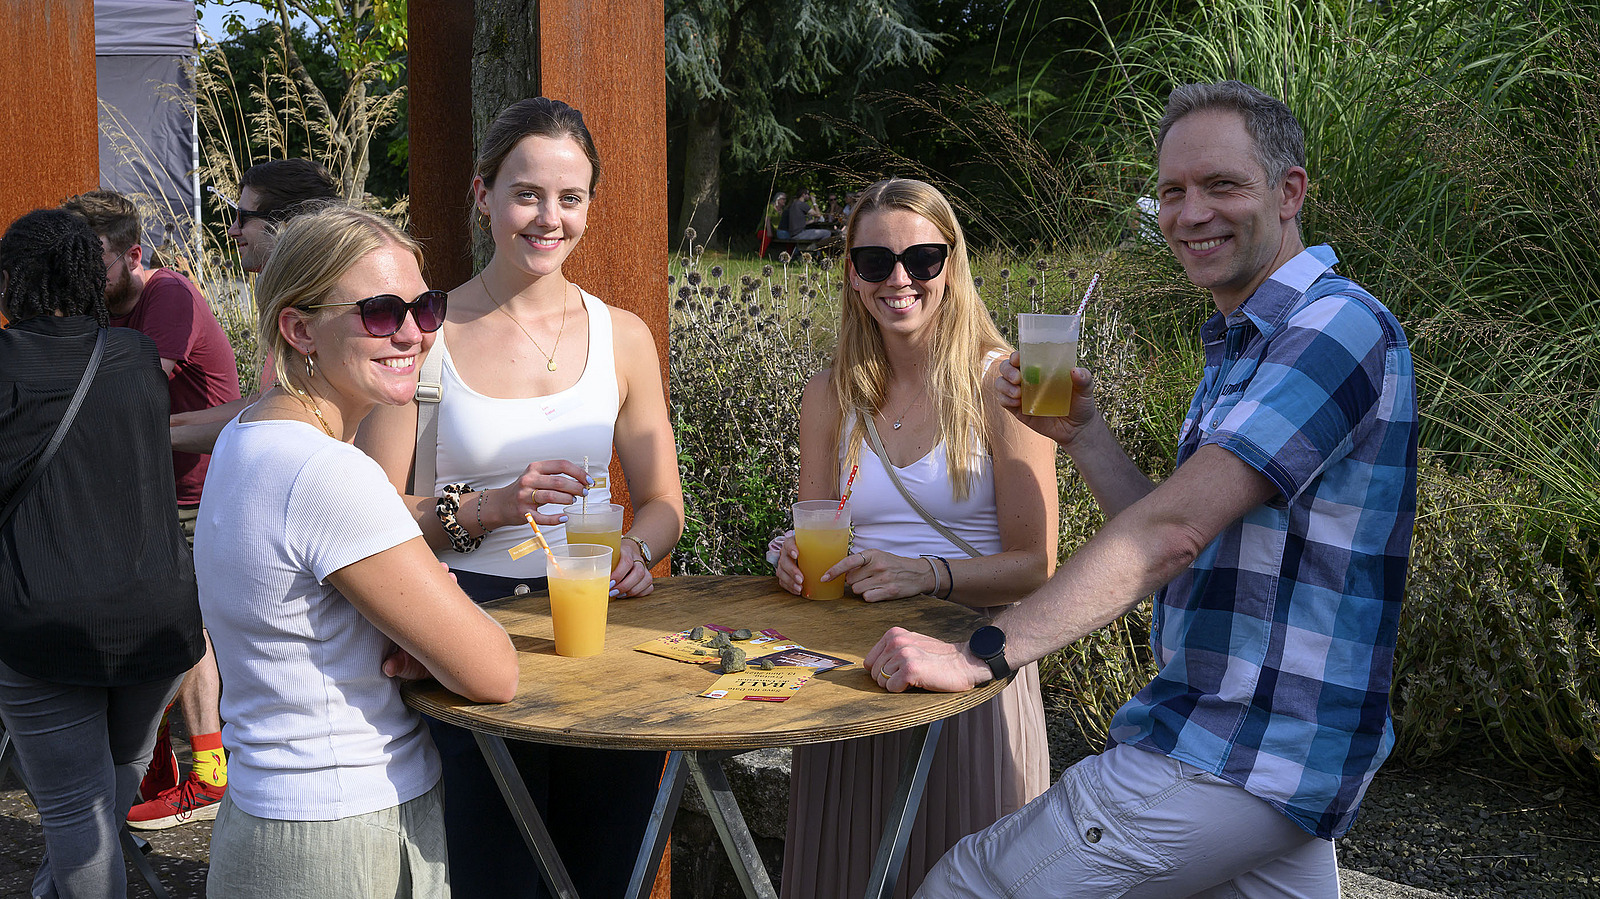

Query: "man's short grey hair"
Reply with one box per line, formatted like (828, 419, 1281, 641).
(1156, 81, 1306, 186)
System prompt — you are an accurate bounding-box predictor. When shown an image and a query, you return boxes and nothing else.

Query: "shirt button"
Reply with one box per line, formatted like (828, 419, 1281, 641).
(1085, 826, 1102, 843)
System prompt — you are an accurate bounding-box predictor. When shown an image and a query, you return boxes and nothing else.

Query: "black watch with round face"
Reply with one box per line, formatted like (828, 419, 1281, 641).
(968, 625, 1011, 682)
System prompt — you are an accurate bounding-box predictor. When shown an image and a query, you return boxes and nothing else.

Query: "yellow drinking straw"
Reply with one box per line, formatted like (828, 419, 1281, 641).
(509, 512, 562, 573)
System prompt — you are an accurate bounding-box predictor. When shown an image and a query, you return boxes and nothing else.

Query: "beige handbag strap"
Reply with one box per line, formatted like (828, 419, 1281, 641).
(863, 415, 982, 559)
(409, 327, 446, 496)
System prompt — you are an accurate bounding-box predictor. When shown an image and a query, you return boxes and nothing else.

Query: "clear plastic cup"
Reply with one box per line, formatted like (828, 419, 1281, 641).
(1018, 313, 1081, 417)
(547, 544, 613, 657)
(564, 502, 624, 557)
(792, 500, 851, 600)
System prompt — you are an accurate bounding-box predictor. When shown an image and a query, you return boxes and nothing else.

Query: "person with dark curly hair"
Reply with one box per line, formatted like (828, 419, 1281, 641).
(0, 208, 205, 898)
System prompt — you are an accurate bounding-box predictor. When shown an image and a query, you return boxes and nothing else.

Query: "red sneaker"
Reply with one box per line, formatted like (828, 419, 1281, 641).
(127, 776, 225, 830)
(137, 728, 179, 802)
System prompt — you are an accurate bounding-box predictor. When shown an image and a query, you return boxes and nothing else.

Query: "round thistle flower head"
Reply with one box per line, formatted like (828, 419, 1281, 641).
(700, 285, 714, 298)
(1027, 277, 1038, 288)
(1000, 268, 1011, 280)
(686, 270, 703, 286)
(748, 303, 761, 317)
(717, 284, 732, 300)
(973, 276, 985, 289)
(761, 265, 774, 278)
(710, 264, 724, 279)
(819, 255, 833, 271)
(778, 251, 791, 264)
(667, 273, 676, 285)
(677, 285, 692, 299)
(1068, 269, 1079, 280)
(684, 227, 698, 241)
(1035, 258, 1048, 270)
(770, 285, 782, 299)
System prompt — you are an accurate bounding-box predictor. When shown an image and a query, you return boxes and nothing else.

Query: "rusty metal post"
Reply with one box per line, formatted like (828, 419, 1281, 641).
(0, 1, 99, 234)
(408, 0, 478, 292)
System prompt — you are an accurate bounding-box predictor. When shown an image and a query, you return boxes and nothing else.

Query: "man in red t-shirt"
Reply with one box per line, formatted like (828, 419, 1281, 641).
(63, 190, 240, 828)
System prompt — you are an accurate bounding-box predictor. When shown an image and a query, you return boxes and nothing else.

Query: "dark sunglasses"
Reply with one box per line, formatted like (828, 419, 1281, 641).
(849, 243, 950, 283)
(302, 290, 448, 337)
(233, 206, 283, 226)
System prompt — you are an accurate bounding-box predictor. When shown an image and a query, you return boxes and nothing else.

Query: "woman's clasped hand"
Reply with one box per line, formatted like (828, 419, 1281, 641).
(775, 543, 940, 601)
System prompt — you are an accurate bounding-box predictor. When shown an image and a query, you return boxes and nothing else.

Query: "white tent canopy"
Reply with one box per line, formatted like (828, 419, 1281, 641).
(95, 0, 198, 249)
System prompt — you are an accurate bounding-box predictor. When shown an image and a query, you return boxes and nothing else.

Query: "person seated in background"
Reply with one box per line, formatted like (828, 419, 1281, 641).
(767, 191, 789, 236)
(61, 188, 241, 831)
(825, 191, 844, 225)
(781, 188, 834, 247)
(0, 208, 205, 898)
(169, 157, 343, 456)
(197, 204, 518, 897)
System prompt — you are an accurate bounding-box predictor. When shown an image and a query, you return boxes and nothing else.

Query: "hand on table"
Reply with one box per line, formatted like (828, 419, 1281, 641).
(610, 538, 654, 598)
(864, 627, 990, 693)
(995, 350, 1099, 449)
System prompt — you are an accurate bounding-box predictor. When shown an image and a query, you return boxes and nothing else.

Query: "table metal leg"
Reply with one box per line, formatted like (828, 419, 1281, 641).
(625, 750, 690, 899)
(863, 720, 943, 899)
(122, 828, 171, 899)
(686, 750, 778, 899)
(472, 732, 581, 899)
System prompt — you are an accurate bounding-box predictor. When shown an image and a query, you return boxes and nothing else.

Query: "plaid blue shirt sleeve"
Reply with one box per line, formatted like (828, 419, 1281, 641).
(1207, 295, 1391, 500)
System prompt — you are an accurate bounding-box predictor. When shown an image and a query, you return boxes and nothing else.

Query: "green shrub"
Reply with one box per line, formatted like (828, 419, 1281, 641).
(1395, 455, 1600, 782)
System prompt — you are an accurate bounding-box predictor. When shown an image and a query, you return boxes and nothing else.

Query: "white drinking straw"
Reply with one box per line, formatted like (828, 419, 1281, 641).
(1074, 272, 1102, 317)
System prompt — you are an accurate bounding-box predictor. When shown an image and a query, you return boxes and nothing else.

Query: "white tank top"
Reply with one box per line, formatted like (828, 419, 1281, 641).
(841, 351, 1007, 560)
(432, 289, 619, 577)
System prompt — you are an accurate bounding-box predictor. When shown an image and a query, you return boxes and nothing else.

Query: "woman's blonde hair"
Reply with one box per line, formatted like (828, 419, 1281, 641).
(255, 206, 422, 396)
(833, 178, 1007, 501)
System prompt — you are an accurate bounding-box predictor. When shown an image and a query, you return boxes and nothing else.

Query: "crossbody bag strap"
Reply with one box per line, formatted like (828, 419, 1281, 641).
(409, 327, 446, 496)
(863, 415, 982, 559)
(0, 328, 108, 528)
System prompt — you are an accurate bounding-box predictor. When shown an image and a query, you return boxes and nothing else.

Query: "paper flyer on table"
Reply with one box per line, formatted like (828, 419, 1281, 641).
(699, 666, 815, 701)
(747, 648, 854, 672)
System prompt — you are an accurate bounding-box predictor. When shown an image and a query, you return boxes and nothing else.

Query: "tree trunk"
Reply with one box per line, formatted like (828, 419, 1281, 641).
(471, 0, 540, 267)
(677, 98, 722, 249)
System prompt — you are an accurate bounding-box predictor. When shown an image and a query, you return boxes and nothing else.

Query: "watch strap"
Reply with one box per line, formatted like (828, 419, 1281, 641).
(622, 534, 652, 567)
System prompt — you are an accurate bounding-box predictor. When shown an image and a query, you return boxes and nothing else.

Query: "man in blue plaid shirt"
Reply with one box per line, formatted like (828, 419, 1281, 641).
(870, 80, 1418, 898)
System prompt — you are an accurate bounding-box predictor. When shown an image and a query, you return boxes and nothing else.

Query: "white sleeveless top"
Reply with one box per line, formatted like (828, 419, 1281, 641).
(841, 351, 1006, 560)
(432, 288, 619, 577)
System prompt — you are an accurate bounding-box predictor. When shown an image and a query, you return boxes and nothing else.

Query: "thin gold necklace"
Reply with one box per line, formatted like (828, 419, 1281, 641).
(884, 383, 928, 430)
(290, 391, 336, 439)
(480, 273, 568, 371)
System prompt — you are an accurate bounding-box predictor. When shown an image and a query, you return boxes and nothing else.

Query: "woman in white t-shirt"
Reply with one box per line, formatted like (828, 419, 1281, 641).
(196, 206, 518, 898)
(358, 98, 684, 898)
(771, 178, 1058, 898)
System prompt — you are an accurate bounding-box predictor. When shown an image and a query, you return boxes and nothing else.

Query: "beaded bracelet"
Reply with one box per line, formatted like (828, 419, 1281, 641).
(436, 483, 484, 553)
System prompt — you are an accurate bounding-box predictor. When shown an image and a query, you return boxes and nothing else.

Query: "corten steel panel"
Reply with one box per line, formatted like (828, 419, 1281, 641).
(539, 0, 670, 559)
(409, 0, 477, 293)
(0, 1, 99, 235)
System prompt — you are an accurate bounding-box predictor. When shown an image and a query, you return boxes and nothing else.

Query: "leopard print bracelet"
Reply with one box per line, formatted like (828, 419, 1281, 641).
(436, 482, 484, 553)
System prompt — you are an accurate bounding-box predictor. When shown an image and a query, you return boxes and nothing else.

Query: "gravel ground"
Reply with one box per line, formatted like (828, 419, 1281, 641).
(1043, 694, 1600, 898)
(4, 700, 1595, 898)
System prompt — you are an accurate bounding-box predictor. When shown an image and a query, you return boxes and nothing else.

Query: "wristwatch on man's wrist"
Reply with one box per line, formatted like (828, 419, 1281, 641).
(622, 534, 653, 567)
(968, 625, 1011, 682)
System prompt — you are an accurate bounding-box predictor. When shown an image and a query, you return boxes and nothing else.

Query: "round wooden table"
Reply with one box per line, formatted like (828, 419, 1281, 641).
(403, 575, 1008, 899)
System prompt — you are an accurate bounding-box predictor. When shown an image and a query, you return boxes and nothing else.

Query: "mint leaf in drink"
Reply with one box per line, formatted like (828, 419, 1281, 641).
(1023, 365, 1042, 385)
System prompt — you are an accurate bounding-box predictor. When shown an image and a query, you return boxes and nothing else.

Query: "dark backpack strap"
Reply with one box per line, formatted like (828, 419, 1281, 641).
(0, 328, 107, 528)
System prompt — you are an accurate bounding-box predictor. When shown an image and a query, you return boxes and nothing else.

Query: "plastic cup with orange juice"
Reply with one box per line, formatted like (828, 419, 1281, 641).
(547, 544, 613, 657)
(565, 502, 624, 556)
(792, 499, 851, 600)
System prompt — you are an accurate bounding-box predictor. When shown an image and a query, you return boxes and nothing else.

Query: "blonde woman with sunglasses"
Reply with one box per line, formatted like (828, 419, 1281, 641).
(196, 206, 517, 897)
(772, 177, 1058, 898)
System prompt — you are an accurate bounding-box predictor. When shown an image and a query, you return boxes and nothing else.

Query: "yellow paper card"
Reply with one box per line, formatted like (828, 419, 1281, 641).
(699, 666, 814, 701)
(508, 537, 542, 560)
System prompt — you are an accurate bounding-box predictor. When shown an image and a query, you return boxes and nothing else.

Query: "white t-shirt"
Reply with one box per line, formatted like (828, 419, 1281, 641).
(195, 418, 439, 820)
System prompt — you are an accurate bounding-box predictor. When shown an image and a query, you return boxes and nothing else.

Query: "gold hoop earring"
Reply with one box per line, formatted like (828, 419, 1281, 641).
(304, 353, 316, 380)
(476, 214, 491, 234)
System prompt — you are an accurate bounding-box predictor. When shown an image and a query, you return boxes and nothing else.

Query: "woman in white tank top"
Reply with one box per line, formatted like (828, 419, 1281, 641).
(772, 178, 1059, 898)
(358, 98, 683, 899)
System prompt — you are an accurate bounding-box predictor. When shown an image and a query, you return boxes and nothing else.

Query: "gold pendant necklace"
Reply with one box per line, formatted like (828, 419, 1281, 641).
(885, 383, 928, 430)
(481, 273, 569, 371)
